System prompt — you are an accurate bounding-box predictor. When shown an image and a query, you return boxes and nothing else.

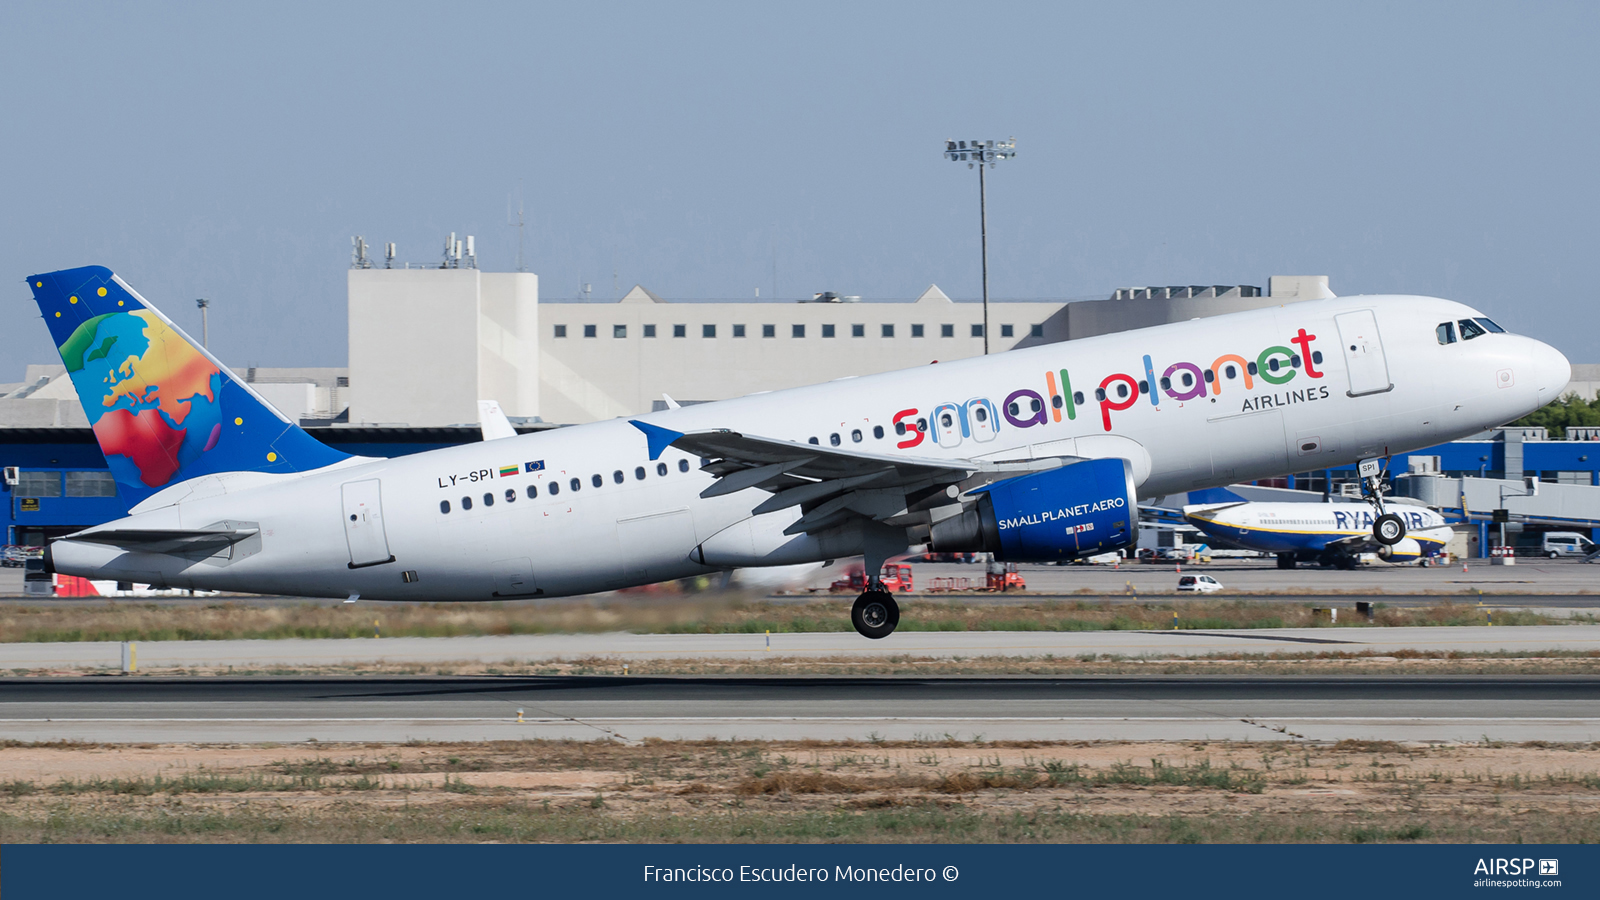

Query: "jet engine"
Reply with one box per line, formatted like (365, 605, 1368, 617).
(928, 457, 1137, 561)
(1375, 538, 1422, 562)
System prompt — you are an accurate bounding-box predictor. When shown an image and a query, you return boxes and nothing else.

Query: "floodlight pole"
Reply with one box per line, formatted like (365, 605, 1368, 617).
(979, 162, 989, 355)
(195, 299, 210, 349)
(945, 138, 1014, 356)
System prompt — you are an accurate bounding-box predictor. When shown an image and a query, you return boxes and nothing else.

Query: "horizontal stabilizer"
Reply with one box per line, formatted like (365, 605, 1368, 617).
(63, 526, 258, 555)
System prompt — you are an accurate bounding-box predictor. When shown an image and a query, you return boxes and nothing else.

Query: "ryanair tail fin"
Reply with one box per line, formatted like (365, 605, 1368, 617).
(26, 265, 348, 507)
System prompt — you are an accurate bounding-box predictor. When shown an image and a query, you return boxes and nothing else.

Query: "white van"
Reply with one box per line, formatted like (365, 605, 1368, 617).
(1540, 532, 1597, 559)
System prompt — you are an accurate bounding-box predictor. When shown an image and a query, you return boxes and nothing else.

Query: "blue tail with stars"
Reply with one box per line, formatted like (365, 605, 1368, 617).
(26, 265, 348, 508)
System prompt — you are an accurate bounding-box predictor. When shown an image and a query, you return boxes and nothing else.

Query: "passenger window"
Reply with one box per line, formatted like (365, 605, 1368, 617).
(1006, 402, 1018, 417)
(1204, 369, 1214, 383)
(548, 482, 559, 496)
(1268, 358, 1280, 372)
(483, 492, 493, 507)
(1311, 351, 1323, 365)
(570, 478, 581, 491)
(894, 421, 906, 435)
(657, 462, 668, 476)
(526, 484, 538, 498)
(440, 500, 451, 514)
(1246, 362, 1258, 376)
(872, 425, 884, 439)
(505, 488, 516, 502)
(1115, 384, 1128, 399)
(1475, 317, 1505, 333)
(1458, 318, 1487, 340)
(1290, 355, 1300, 368)
(1030, 398, 1041, 412)
(1072, 392, 1083, 405)
(613, 470, 624, 484)
(462, 496, 472, 509)
(1224, 365, 1238, 379)
(1095, 388, 1107, 401)
(635, 466, 646, 480)
(808, 436, 819, 445)
(1436, 322, 1456, 344)
(851, 429, 862, 442)
(1051, 395, 1062, 408)
(678, 459, 690, 472)
(975, 406, 989, 422)
(1159, 376, 1171, 391)
(830, 433, 841, 446)
(592, 473, 603, 488)
(915, 418, 927, 432)
(941, 413, 954, 427)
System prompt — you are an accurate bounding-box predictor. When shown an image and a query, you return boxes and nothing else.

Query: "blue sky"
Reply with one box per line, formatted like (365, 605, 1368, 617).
(3, 1, 1596, 374)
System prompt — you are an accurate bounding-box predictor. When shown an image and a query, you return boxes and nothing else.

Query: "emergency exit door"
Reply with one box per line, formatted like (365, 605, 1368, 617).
(1334, 310, 1393, 397)
(341, 479, 394, 568)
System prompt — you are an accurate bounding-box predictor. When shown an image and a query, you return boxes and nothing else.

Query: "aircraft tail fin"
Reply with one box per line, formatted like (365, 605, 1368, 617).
(26, 265, 348, 507)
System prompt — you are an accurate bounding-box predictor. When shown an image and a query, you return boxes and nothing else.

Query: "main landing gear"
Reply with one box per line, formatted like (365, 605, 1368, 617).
(1357, 456, 1407, 547)
(851, 586, 900, 640)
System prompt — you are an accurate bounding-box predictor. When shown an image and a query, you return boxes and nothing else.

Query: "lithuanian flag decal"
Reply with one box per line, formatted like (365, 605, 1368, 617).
(499, 465, 519, 478)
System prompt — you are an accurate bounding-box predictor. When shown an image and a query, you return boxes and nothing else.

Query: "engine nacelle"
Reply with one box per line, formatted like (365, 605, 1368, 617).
(928, 458, 1136, 562)
(1376, 538, 1422, 562)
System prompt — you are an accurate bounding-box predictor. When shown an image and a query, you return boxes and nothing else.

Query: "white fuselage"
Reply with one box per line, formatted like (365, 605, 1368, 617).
(51, 294, 1569, 599)
(1184, 502, 1454, 557)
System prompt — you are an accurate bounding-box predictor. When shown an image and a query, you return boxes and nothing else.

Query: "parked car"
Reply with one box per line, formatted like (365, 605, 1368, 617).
(1176, 574, 1223, 593)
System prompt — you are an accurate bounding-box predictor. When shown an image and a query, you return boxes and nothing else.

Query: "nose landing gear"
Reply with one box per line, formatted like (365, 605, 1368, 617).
(1358, 456, 1407, 546)
(851, 583, 900, 640)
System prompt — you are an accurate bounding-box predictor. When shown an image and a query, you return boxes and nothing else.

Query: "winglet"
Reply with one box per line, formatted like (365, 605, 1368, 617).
(629, 420, 683, 460)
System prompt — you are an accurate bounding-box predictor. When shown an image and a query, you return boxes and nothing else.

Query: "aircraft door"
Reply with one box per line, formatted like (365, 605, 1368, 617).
(1334, 310, 1393, 397)
(340, 480, 394, 568)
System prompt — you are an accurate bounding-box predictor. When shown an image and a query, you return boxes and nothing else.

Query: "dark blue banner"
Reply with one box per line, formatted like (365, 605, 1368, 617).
(3, 844, 1594, 899)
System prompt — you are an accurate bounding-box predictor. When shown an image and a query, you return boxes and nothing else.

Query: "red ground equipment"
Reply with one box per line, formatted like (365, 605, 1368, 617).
(829, 563, 914, 593)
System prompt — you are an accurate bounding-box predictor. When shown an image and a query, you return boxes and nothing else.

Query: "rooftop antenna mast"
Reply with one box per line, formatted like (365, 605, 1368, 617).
(507, 181, 526, 273)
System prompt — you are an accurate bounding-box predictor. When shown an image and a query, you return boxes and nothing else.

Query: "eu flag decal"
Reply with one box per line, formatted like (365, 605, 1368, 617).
(524, 460, 545, 473)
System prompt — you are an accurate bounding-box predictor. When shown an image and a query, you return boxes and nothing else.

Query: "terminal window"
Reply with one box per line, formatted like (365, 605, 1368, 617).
(911, 324, 924, 337)
(613, 325, 626, 338)
(702, 324, 716, 338)
(792, 324, 805, 338)
(822, 324, 836, 338)
(1000, 324, 1013, 338)
(1030, 324, 1044, 337)
(882, 324, 894, 338)
(732, 324, 746, 338)
(643, 324, 656, 338)
(16, 471, 60, 498)
(971, 324, 985, 338)
(941, 324, 954, 338)
(762, 324, 775, 338)
(553, 325, 567, 338)
(851, 324, 865, 338)
(674, 325, 687, 338)
(583, 325, 597, 338)
(65, 471, 116, 498)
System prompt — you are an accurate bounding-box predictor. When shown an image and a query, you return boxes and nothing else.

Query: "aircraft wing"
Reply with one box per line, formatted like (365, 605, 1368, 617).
(630, 421, 1071, 535)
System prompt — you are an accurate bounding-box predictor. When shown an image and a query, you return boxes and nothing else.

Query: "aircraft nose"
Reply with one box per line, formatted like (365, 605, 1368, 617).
(1529, 338, 1572, 402)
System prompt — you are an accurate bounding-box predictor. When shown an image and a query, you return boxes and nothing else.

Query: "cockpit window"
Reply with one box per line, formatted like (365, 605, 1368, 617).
(1458, 318, 1487, 340)
(1475, 317, 1506, 333)
(1436, 322, 1456, 344)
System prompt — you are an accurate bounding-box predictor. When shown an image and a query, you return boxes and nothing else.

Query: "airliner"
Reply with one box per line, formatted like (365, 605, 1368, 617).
(27, 265, 1569, 638)
(1183, 500, 1454, 569)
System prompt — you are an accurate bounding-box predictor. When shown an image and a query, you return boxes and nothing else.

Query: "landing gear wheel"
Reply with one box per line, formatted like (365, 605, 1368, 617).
(851, 590, 900, 640)
(1374, 513, 1406, 546)
(1276, 553, 1296, 570)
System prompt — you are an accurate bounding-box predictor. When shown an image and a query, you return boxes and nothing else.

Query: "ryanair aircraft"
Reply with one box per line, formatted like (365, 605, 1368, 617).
(26, 265, 1569, 638)
(1182, 500, 1454, 569)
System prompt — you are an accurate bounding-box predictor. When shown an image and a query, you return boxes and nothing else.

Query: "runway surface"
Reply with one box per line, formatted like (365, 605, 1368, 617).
(8, 624, 1600, 672)
(5, 675, 1599, 744)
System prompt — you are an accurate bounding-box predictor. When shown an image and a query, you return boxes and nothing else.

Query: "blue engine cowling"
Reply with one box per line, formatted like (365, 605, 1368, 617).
(927, 457, 1137, 561)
